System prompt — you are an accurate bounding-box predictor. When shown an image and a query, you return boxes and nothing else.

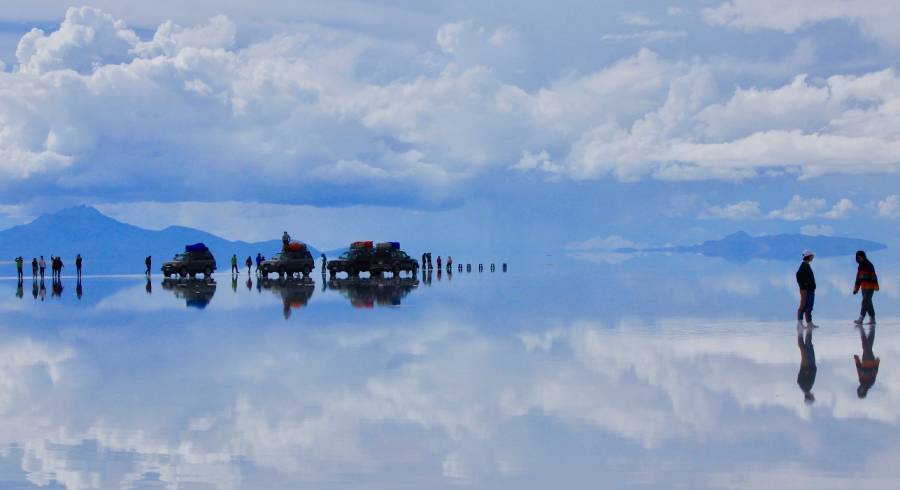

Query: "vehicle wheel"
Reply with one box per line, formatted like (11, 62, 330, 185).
(179, 267, 188, 278)
(204, 267, 212, 276)
(164, 272, 171, 278)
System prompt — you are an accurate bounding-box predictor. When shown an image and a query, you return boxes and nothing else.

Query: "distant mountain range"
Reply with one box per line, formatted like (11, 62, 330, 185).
(0, 206, 324, 275)
(634, 231, 887, 262)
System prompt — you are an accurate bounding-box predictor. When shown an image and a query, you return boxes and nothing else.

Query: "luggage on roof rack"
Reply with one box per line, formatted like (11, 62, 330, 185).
(351, 241, 373, 249)
(376, 241, 401, 250)
(185, 243, 209, 253)
(286, 242, 307, 252)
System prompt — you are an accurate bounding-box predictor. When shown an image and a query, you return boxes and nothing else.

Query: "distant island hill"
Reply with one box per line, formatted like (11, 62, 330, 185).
(0, 205, 339, 275)
(618, 231, 887, 262)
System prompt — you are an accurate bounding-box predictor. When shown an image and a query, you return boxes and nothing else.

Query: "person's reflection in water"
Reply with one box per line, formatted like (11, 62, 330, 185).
(437, 269, 442, 281)
(76, 278, 83, 300)
(16, 279, 24, 299)
(39, 280, 46, 301)
(145, 277, 152, 294)
(246, 276, 253, 291)
(797, 324, 817, 404)
(231, 275, 238, 292)
(321, 271, 327, 292)
(855, 325, 880, 399)
(257, 276, 263, 294)
(51, 278, 63, 298)
(31, 279, 38, 299)
(421, 269, 432, 286)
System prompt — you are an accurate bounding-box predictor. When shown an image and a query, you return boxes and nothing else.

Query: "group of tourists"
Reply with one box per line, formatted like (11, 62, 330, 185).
(13, 254, 83, 281)
(795, 250, 879, 328)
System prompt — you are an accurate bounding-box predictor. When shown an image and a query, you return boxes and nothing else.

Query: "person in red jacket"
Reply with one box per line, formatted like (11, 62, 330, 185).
(853, 250, 879, 325)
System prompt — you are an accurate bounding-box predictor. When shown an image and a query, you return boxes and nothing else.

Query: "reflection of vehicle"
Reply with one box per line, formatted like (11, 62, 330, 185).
(161, 278, 217, 308)
(259, 248, 314, 278)
(327, 276, 418, 308)
(327, 241, 417, 278)
(258, 277, 315, 318)
(162, 243, 217, 278)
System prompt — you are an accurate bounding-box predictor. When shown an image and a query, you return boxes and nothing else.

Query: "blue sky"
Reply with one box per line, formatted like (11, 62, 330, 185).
(1, 1, 900, 251)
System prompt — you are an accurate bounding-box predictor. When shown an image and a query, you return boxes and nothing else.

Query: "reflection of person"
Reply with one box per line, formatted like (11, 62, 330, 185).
(145, 277, 152, 294)
(797, 324, 817, 404)
(853, 250, 879, 325)
(854, 325, 880, 398)
(16, 279, 23, 299)
(76, 278, 83, 300)
(796, 250, 817, 328)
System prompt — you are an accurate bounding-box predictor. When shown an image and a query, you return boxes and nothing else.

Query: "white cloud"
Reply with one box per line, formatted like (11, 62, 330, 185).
(700, 200, 761, 220)
(619, 12, 655, 27)
(768, 195, 827, 220)
(878, 195, 900, 218)
(703, 0, 900, 47)
(800, 224, 834, 236)
(601, 30, 687, 44)
(822, 198, 855, 219)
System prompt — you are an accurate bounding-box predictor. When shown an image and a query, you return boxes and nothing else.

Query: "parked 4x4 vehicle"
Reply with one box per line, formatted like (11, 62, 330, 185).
(259, 242, 314, 278)
(162, 243, 217, 278)
(327, 241, 418, 278)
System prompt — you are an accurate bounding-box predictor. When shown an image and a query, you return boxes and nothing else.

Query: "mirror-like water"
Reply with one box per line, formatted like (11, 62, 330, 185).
(0, 254, 897, 489)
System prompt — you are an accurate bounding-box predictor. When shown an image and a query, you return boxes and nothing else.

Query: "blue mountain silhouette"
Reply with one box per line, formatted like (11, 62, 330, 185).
(639, 231, 887, 262)
(0, 205, 321, 274)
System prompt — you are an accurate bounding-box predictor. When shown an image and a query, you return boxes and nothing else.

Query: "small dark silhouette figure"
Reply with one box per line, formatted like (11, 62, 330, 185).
(31, 258, 37, 279)
(490, 263, 495, 272)
(421, 253, 427, 270)
(256, 253, 264, 275)
(502, 263, 507, 272)
(797, 324, 817, 404)
(458, 263, 462, 272)
(436, 256, 442, 270)
(282, 231, 291, 249)
(855, 325, 879, 398)
(51, 278, 63, 297)
(54, 257, 64, 280)
(421, 268, 432, 286)
(75, 254, 82, 278)
(853, 250, 879, 325)
(467, 264, 471, 273)
(478, 264, 483, 272)
(246, 256, 253, 275)
(796, 250, 816, 328)
(145, 277, 152, 294)
(16, 279, 23, 299)
(231, 275, 238, 292)
(32, 279, 38, 299)
(145, 256, 152, 275)
(446, 256, 453, 272)
(39, 256, 46, 281)
(437, 268, 442, 281)
(246, 276, 253, 290)
(321, 254, 327, 273)
(231, 254, 239, 275)
(39, 279, 46, 301)
(426, 253, 433, 270)
(15, 256, 24, 280)
(76, 278, 83, 300)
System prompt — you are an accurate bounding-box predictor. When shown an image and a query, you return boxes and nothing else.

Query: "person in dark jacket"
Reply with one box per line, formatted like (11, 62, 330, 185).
(75, 254, 82, 278)
(853, 250, 879, 325)
(246, 256, 253, 275)
(31, 258, 38, 279)
(796, 249, 817, 328)
(797, 323, 816, 404)
(256, 253, 264, 275)
(321, 253, 326, 273)
(145, 256, 152, 276)
(854, 324, 879, 398)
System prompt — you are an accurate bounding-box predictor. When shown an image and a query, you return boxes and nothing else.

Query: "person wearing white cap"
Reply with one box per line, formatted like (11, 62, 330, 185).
(796, 249, 817, 328)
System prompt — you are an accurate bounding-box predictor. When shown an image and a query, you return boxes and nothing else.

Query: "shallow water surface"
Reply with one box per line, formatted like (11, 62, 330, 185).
(0, 255, 898, 489)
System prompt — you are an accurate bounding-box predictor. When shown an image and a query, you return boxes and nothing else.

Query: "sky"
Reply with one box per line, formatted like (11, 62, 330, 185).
(2, 1, 900, 251)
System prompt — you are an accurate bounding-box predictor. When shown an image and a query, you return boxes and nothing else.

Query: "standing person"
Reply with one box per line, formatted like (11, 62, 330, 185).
(56, 257, 64, 279)
(282, 231, 291, 249)
(421, 253, 427, 270)
(256, 253, 264, 275)
(75, 254, 82, 278)
(797, 324, 817, 404)
(436, 256, 442, 271)
(145, 256, 152, 276)
(321, 253, 326, 273)
(446, 256, 453, 272)
(246, 256, 253, 275)
(796, 250, 817, 328)
(854, 324, 879, 398)
(31, 258, 38, 279)
(231, 254, 238, 275)
(853, 250, 879, 325)
(15, 256, 24, 280)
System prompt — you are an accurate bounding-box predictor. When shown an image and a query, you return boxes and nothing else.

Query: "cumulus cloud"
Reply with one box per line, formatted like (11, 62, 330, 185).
(822, 198, 855, 219)
(878, 195, 900, 218)
(800, 224, 834, 236)
(767, 195, 826, 220)
(704, 0, 900, 48)
(700, 200, 761, 220)
(5, 7, 900, 207)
